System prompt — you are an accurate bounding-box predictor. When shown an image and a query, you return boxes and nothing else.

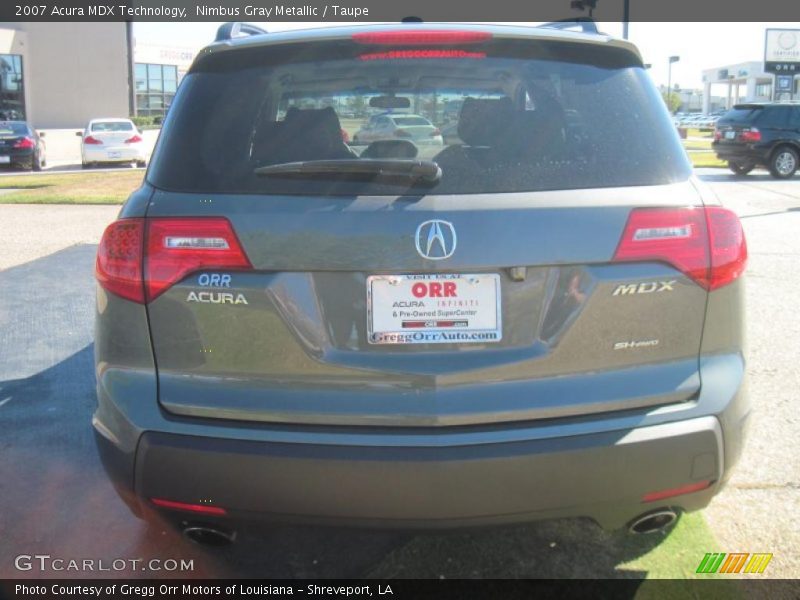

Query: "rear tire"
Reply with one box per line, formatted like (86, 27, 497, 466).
(136, 160, 147, 169)
(768, 146, 799, 179)
(728, 160, 754, 176)
(32, 152, 42, 172)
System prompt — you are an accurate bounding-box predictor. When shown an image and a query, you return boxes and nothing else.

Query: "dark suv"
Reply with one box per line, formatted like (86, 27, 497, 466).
(93, 22, 749, 543)
(713, 103, 800, 178)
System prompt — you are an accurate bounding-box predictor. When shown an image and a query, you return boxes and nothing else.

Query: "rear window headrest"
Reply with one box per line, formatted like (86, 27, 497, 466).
(457, 97, 515, 147)
(284, 106, 343, 143)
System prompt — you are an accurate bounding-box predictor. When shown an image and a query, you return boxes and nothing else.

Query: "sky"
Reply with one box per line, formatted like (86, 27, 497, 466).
(135, 21, 800, 90)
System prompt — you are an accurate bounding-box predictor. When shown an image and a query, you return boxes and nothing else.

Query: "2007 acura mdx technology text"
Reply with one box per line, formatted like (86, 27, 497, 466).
(93, 22, 749, 543)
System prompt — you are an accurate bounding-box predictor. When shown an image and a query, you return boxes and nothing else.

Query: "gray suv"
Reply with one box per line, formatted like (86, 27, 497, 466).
(93, 23, 749, 542)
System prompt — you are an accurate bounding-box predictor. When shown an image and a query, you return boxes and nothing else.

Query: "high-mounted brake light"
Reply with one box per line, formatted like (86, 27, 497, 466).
(13, 137, 35, 149)
(613, 206, 746, 291)
(83, 135, 103, 145)
(95, 217, 252, 304)
(125, 134, 143, 144)
(359, 49, 486, 61)
(352, 30, 492, 46)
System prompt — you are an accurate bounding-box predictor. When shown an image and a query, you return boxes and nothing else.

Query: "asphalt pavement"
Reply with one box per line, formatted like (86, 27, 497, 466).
(0, 169, 798, 581)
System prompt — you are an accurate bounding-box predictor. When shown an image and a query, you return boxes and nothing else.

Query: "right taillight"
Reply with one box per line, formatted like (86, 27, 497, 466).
(95, 217, 252, 304)
(705, 206, 748, 290)
(740, 128, 761, 142)
(613, 206, 746, 291)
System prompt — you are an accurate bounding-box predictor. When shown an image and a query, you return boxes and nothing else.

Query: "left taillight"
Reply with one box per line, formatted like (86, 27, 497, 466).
(145, 217, 251, 301)
(96, 218, 146, 303)
(13, 137, 35, 149)
(95, 217, 252, 304)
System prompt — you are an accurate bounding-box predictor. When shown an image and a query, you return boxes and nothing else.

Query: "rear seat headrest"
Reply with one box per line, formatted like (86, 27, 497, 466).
(284, 106, 343, 148)
(457, 97, 515, 147)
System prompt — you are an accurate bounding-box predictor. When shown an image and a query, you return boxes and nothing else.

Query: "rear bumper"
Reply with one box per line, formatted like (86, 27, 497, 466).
(0, 148, 35, 167)
(712, 143, 771, 164)
(96, 414, 727, 530)
(83, 145, 145, 163)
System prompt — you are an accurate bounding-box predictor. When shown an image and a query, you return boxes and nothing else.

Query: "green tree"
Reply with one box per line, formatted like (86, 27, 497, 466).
(662, 91, 681, 114)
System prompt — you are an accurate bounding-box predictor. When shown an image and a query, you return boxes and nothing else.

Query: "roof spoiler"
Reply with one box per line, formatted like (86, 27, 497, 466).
(215, 22, 268, 42)
(539, 18, 599, 34)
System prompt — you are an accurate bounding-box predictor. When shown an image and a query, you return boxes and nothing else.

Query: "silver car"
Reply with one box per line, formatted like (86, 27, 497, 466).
(93, 23, 749, 544)
(353, 113, 444, 146)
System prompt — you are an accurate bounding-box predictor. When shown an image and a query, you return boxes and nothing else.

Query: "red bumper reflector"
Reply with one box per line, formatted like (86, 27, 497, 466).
(642, 480, 712, 503)
(151, 498, 227, 516)
(352, 30, 492, 46)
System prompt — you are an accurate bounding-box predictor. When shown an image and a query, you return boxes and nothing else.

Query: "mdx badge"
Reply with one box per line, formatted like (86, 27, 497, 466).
(415, 220, 457, 260)
(613, 280, 676, 296)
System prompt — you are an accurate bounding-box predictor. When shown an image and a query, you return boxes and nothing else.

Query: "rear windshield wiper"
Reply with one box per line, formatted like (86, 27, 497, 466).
(254, 159, 441, 185)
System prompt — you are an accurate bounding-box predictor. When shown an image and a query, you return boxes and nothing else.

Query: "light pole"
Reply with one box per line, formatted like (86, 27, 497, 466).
(666, 55, 680, 114)
(623, 0, 630, 39)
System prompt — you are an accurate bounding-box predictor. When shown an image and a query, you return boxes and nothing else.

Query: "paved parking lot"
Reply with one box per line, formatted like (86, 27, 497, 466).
(0, 169, 798, 581)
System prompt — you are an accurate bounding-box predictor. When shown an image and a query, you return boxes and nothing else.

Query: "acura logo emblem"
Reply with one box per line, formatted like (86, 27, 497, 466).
(415, 220, 457, 260)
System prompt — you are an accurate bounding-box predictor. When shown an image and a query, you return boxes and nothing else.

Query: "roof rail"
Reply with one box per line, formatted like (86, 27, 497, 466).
(215, 22, 268, 42)
(539, 18, 599, 34)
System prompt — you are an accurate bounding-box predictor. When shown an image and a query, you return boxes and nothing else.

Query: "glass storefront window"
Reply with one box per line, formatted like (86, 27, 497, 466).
(135, 62, 180, 116)
(0, 54, 26, 120)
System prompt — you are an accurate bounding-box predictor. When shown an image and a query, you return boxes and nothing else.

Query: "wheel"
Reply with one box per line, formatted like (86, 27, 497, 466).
(136, 160, 147, 169)
(81, 162, 92, 170)
(32, 152, 42, 172)
(728, 160, 754, 176)
(768, 146, 799, 179)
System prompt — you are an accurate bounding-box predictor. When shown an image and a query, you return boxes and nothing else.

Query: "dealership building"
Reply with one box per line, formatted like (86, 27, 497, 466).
(701, 61, 800, 114)
(0, 22, 196, 128)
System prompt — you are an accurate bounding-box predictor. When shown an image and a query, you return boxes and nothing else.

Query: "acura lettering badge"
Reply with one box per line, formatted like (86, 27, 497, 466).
(415, 220, 457, 260)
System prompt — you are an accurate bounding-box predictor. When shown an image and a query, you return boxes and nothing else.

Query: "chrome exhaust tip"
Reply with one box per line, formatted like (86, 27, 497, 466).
(628, 509, 679, 534)
(182, 524, 237, 546)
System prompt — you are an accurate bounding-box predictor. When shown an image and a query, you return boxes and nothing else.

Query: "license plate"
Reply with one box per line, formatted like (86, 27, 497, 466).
(724, 131, 736, 140)
(108, 151, 121, 159)
(367, 273, 502, 345)
(0, 156, 10, 164)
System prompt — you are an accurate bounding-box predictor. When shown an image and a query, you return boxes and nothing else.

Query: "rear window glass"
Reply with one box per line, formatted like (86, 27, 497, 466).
(721, 107, 763, 123)
(92, 121, 134, 132)
(0, 122, 29, 136)
(148, 38, 690, 196)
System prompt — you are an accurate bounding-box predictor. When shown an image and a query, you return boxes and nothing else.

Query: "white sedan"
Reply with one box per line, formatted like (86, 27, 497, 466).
(78, 118, 147, 168)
